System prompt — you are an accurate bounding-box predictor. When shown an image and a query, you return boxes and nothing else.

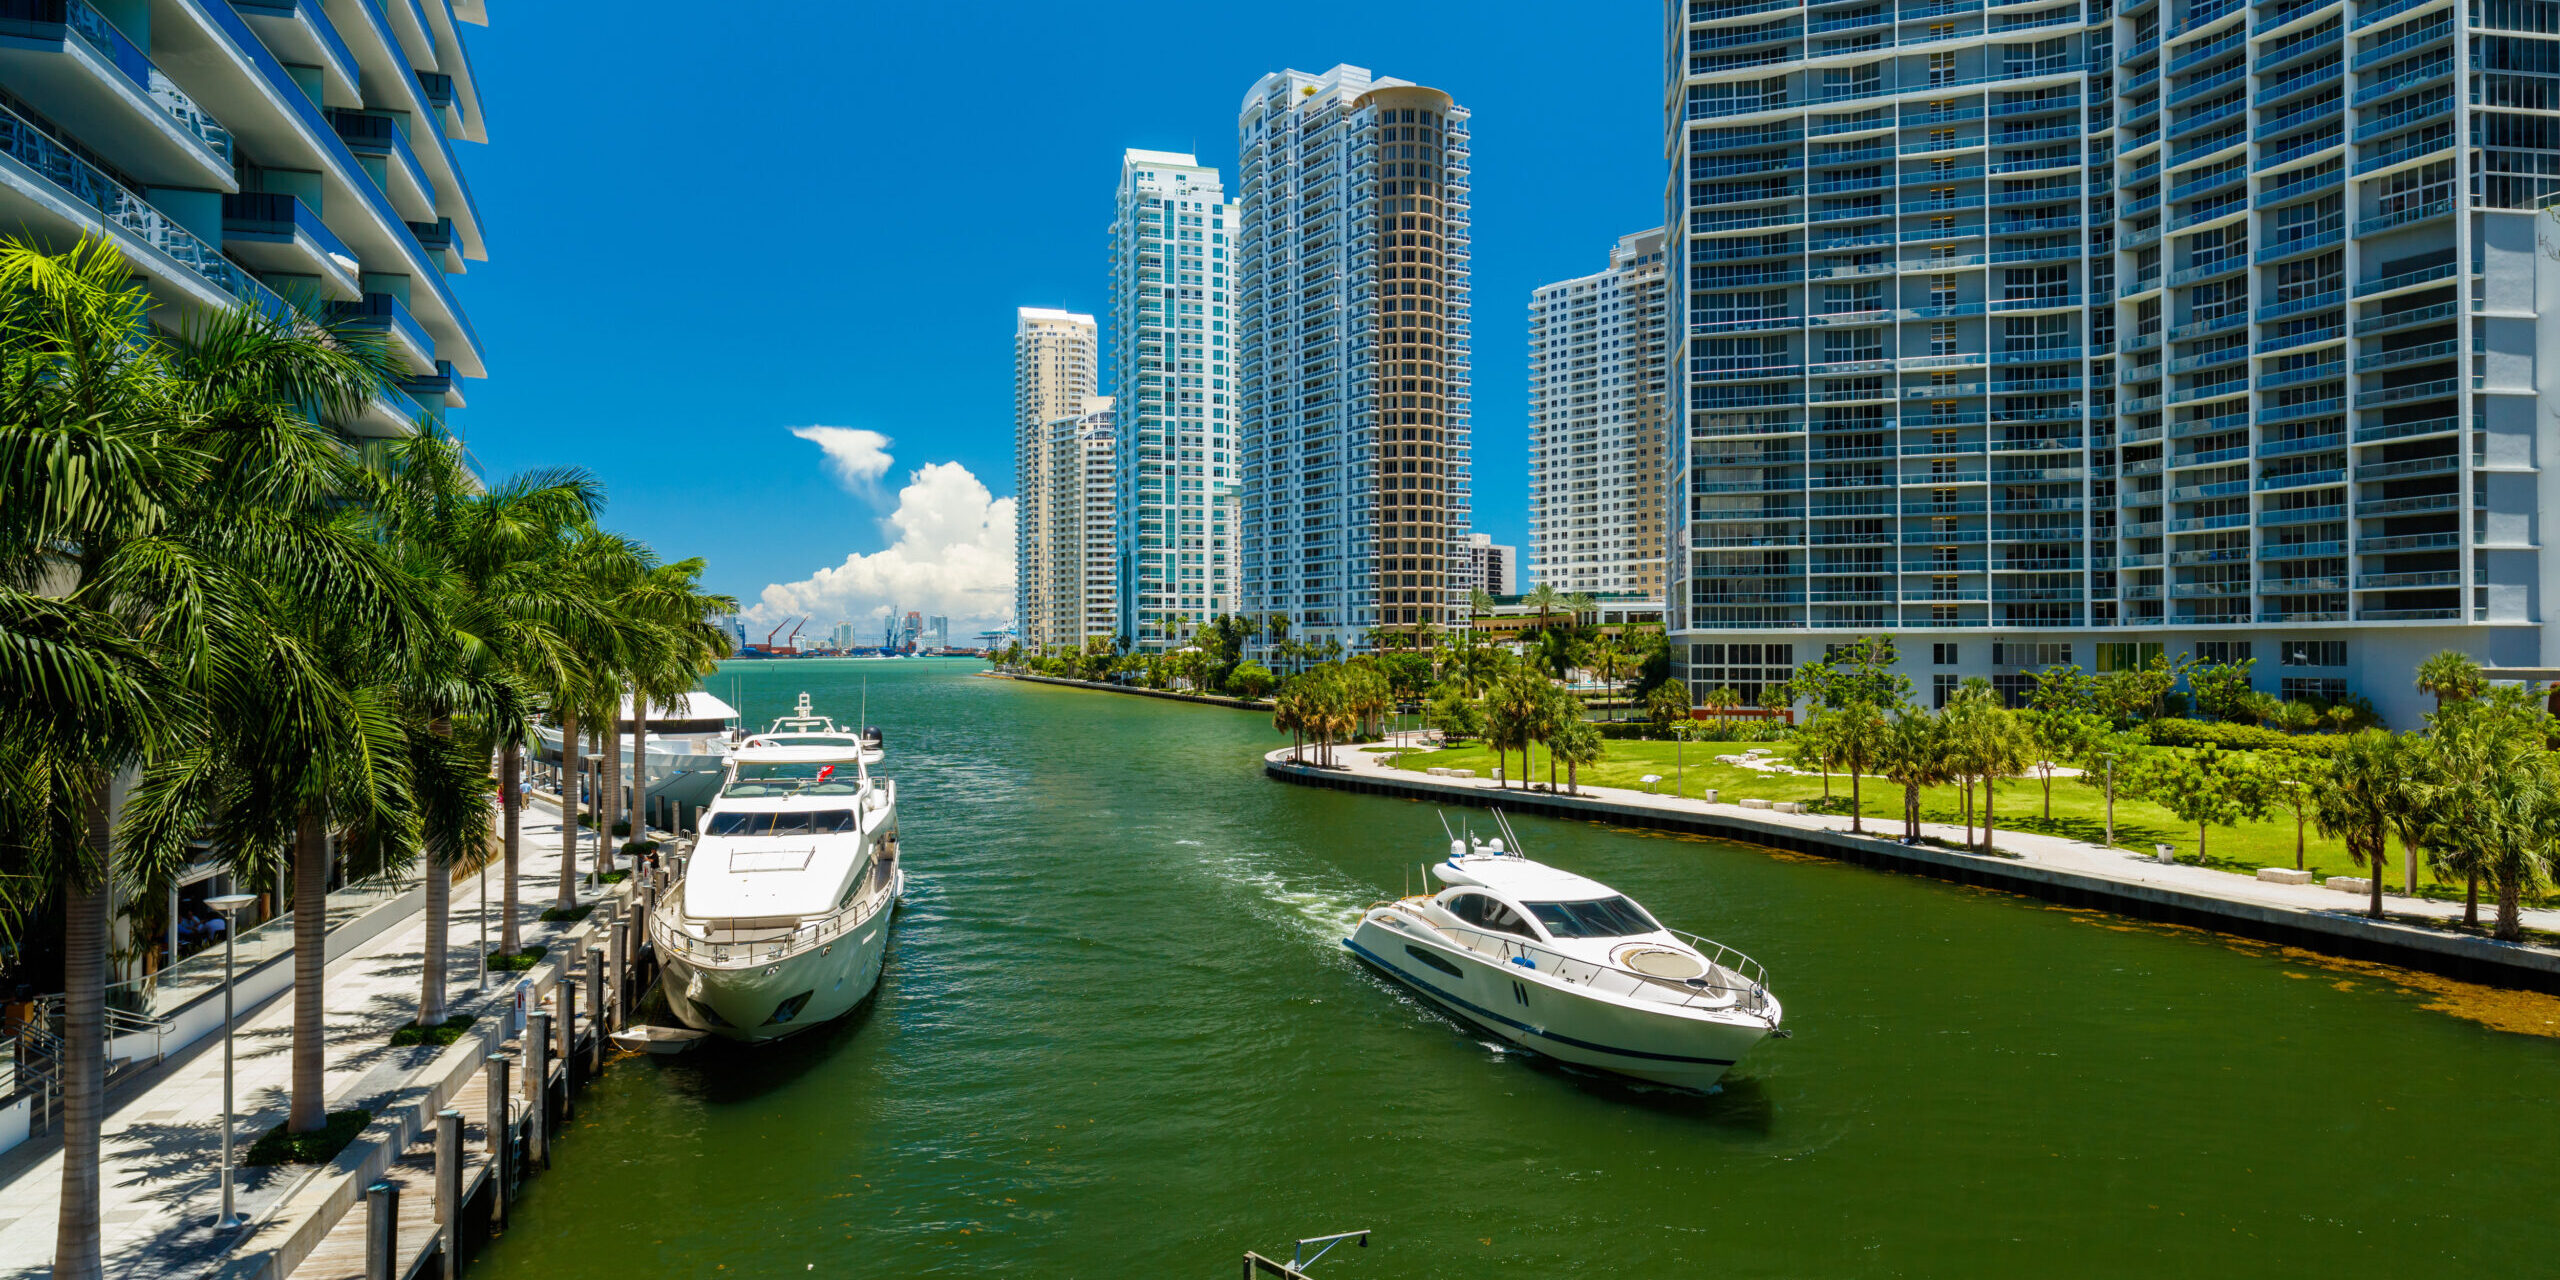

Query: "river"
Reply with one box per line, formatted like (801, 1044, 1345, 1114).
(475, 658, 2559, 1277)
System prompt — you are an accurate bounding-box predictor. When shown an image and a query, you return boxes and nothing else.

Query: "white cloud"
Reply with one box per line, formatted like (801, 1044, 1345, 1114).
(790, 425, 894, 491)
(749, 462, 1016, 636)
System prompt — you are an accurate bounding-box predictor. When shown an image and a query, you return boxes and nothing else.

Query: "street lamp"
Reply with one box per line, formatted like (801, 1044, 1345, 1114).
(206, 892, 257, 1232)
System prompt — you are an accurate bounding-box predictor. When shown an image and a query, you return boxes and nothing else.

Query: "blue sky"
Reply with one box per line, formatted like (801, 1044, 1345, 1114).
(455, 3, 1662, 628)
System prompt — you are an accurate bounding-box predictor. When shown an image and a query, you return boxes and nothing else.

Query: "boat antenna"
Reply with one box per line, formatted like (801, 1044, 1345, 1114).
(1435, 810, 1454, 841)
(1490, 808, 1523, 857)
(861, 676, 868, 729)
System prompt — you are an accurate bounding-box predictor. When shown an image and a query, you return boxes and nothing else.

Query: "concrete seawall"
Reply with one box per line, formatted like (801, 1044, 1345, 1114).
(1265, 752, 2560, 995)
(996, 672, 1272, 713)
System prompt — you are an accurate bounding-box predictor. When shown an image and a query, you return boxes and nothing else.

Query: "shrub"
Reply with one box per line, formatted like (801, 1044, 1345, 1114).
(244, 1109, 371, 1166)
(486, 945, 548, 973)
(620, 839, 659, 857)
(610, 819, 630, 837)
(388, 1014, 479, 1048)
(2143, 718, 2344, 755)
(540, 903, 595, 923)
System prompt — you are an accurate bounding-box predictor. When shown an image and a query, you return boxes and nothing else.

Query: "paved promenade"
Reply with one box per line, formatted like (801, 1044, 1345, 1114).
(1279, 744, 2560, 964)
(0, 800, 608, 1280)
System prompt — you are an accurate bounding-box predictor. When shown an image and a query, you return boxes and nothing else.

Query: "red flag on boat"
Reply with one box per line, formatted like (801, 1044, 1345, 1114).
(816, 765, 835, 782)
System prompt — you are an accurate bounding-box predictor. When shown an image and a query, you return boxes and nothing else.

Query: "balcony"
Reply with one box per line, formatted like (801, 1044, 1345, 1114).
(326, 109, 436, 221)
(0, 99, 279, 313)
(0, 0, 236, 186)
(232, 0, 360, 108)
(328, 292, 436, 373)
(220, 192, 359, 300)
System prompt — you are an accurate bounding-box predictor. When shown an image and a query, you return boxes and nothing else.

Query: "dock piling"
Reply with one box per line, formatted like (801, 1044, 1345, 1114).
(486, 1051, 514, 1226)
(434, 1108, 461, 1280)
(585, 961, 605, 1073)
(363, 1181, 398, 1280)
(525, 1010, 550, 1168)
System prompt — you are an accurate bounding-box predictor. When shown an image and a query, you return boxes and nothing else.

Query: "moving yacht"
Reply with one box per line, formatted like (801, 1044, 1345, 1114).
(1345, 818, 1782, 1090)
(649, 700, 901, 1042)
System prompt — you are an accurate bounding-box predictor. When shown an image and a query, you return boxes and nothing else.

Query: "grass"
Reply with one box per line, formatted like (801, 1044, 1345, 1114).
(243, 1109, 371, 1166)
(485, 945, 548, 973)
(1395, 737, 2560, 910)
(540, 903, 595, 923)
(387, 1014, 478, 1048)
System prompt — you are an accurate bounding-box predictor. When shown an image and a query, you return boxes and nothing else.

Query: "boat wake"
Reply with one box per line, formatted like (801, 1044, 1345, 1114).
(1198, 853, 1370, 948)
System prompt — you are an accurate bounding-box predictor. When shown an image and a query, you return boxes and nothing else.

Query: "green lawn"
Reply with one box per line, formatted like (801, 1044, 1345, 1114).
(1391, 737, 2539, 906)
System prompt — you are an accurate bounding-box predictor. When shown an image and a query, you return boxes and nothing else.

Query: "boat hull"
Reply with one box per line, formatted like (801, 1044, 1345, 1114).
(533, 725, 730, 810)
(657, 869, 902, 1043)
(1345, 918, 1770, 1090)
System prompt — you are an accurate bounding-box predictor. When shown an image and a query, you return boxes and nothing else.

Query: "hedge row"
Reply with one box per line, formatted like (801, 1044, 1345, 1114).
(2141, 718, 2344, 755)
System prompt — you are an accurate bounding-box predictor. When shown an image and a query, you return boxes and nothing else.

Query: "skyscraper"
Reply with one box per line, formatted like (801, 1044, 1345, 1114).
(1528, 228, 1671, 597)
(1661, 0, 2550, 723)
(1044, 396, 1121, 644)
(1109, 150, 1241, 649)
(1237, 64, 1474, 654)
(0, 0, 492, 432)
(1014, 307, 1098, 649)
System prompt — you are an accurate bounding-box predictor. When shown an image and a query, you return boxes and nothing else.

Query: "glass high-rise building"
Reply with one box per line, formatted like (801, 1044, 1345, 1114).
(1664, 0, 2552, 722)
(1108, 150, 1240, 649)
(0, 0, 492, 432)
(1238, 64, 1475, 654)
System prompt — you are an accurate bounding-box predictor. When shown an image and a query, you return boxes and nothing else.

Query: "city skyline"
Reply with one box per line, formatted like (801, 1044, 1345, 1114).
(440, 4, 1660, 632)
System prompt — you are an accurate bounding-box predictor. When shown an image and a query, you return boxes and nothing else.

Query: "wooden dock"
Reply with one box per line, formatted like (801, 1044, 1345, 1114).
(238, 872, 652, 1280)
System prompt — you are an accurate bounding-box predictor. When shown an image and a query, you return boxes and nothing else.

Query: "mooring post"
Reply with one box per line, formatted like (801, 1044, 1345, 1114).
(364, 1180, 398, 1280)
(602, 914, 623, 1032)
(586, 960, 606, 1073)
(435, 1108, 462, 1280)
(524, 1010, 551, 1166)
(486, 1050, 514, 1227)
(554, 972, 576, 1113)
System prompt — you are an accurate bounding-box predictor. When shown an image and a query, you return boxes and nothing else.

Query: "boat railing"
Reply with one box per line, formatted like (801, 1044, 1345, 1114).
(1428, 921, 1776, 1019)
(649, 856, 896, 970)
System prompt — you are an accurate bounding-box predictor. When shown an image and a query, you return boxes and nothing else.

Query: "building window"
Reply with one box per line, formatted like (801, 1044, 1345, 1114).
(1933, 673, 1959, 708)
(1933, 643, 1959, 665)
(2195, 641, 2252, 664)
(2280, 640, 2347, 668)
(2281, 676, 2349, 703)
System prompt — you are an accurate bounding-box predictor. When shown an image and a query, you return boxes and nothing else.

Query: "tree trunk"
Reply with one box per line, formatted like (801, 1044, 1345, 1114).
(1961, 778, 1974, 848)
(2367, 846, 2384, 920)
(418, 834, 447, 1027)
(1980, 776, 1996, 854)
(2464, 869, 2480, 930)
(631, 690, 651, 845)
(2294, 811, 2304, 871)
(2494, 875, 2522, 942)
(557, 709, 581, 909)
(1849, 762, 1862, 834)
(290, 809, 329, 1133)
(2042, 770, 2053, 820)
(501, 742, 522, 955)
(600, 713, 622, 844)
(2195, 822, 2207, 863)
(52, 772, 111, 1280)
(1567, 761, 1578, 796)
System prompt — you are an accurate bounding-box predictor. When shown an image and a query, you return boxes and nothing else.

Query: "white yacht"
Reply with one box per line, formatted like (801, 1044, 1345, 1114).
(534, 691, 744, 811)
(649, 700, 901, 1042)
(1345, 818, 1782, 1090)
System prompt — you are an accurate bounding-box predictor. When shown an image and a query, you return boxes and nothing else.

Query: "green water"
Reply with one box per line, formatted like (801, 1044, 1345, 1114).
(478, 660, 2557, 1277)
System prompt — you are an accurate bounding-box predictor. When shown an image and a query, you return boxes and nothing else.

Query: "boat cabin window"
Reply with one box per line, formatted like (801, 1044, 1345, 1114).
(723, 762, 864, 798)
(704, 810, 858, 837)
(1446, 892, 1538, 940)
(1525, 897, 1662, 939)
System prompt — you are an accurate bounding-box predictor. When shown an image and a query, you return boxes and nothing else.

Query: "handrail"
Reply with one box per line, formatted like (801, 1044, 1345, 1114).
(653, 837, 898, 970)
(1415, 915, 1776, 1019)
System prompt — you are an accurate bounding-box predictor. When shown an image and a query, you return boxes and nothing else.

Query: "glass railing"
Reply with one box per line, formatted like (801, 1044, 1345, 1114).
(1, 0, 235, 164)
(330, 291, 433, 357)
(221, 191, 357, 267)
(0, 101, 280, 312)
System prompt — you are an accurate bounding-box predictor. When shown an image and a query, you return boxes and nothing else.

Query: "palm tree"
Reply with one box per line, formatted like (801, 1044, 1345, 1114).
(620, 559, 737, 848)
(2311, 731, 2404, 919)
(1552, 718, 1606, 796)
(1876, 710, 1953, 843)
(1831, 701, 1891, 834)
(2415, 649, 2484, 714)
(0, 239, 192, 1280)
(1486, 667, 1546, 789)
(1521, 581, 1564, 631)
(1946, 681, 2030, 853)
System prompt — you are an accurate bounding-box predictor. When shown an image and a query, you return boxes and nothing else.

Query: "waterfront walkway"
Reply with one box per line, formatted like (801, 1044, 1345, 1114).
(0, 800, 610, 1280)
(1277, 744, 2560, 978)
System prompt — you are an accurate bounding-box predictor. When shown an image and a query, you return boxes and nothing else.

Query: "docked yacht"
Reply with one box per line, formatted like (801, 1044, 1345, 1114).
(649, 699, 901, 1042)
(533, 691, 744, 811)
(1345, 819, 1782, 1090)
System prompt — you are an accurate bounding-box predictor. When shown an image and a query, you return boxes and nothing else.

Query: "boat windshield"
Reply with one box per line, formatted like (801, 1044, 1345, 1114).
(722, 762, 864, 798)
(704, 809, 858, 836)
(1525, 897, 1663, 939)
